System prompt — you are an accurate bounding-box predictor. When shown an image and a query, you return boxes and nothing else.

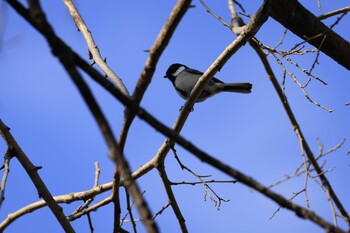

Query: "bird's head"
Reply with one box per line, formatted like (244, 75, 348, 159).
(164, 63, 187, 80)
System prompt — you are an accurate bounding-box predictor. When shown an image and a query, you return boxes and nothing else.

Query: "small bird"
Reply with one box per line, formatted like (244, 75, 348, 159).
(164, 63, 252, 102)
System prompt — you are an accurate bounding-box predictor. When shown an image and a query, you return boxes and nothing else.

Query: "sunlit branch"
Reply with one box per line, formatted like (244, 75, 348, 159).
(0, 119, 75, 233)
(62, 0, 129, 96)
(0, 151, 11, 209)
(318, 6, 350, 20)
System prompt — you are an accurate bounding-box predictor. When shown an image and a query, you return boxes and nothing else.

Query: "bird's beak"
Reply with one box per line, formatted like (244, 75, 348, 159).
(163, 75, 168, 78)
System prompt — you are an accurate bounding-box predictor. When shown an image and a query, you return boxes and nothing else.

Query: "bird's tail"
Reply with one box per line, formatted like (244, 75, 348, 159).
(219, 82, 252, 94)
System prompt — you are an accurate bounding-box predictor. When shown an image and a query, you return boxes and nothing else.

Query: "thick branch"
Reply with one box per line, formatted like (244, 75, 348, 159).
(119, 0, 192, 150)
(0, 119, 75, 233)
(6, 0, 346, 232)
(6, 0, 157, 232)
(269, 0, 350, 71)
(59, 35, 158, 233)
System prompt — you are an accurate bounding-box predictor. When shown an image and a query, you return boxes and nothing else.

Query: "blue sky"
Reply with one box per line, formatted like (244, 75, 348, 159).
(1, 0, 349, 232)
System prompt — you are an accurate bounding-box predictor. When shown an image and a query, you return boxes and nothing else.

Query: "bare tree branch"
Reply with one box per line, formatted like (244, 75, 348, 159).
(0, 150, 11, 208)
(62, 0, 130, 96)
(157, 164, 188, 232)
(0, 180, 113, 230)
(4, 1, 349, 232)
(269, 0, 350, 71)
(318, 6, 350, 20)
(249, 38, 350, 227)
(118, 0, 192, 150)
(5, 1, 158, 232)
(124, 187, 137, 233)
(0, 119, 75, 233)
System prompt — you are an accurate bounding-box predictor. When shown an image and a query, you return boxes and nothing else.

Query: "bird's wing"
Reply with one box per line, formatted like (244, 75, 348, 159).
(185, 68, 224, 84)
(185, 68, 204, 75)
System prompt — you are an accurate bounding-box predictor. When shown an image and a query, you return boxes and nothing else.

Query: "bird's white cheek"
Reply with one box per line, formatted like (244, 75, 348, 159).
(172, 66, 186, 77)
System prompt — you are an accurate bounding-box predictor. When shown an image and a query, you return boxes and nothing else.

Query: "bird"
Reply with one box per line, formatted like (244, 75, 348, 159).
(164, 63, 252, 103)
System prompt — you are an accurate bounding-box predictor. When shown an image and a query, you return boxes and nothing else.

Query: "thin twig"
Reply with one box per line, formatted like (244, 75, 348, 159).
(94, 162, 100, 188)
(152, 202, 171, 220)
(87, 213, 94, 233)
(0, 150, 11, 208)
(274, 29, 288, 49)
(171, 147, 230, 210)
(157, 163, 188, 232)
(318, 6, 350, 20)
(62, 0, 129, 96)
(121, 190, 146, 226)
(68, 196, 113, 221)
(199, 0, 231, 28)
(268, 139, 345, 189)
(232, 0, 246, 13)
(249, 39, 350, 226)
(69, 162, 101, 220)
(264, 45, 332, 112)
(6, 0, 347, 231)
(124, 187, 137, 233)
(171, 180, 237, 186)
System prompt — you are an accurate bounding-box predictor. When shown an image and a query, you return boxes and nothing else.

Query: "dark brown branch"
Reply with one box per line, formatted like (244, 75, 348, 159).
(269, 0, 350, 71)
(0, 119, 75, 233)
(6, 0, 158, 232)
(112, 168, 122, 233)
(61, 46, 157, 233)
(119, 0, 192, 150)
(157, 164, 187, 232)
(6, 0, 347, 231)
(124, 187, 137, 233)
(249, 38, 350, 226)
(149, 3, 270, 230)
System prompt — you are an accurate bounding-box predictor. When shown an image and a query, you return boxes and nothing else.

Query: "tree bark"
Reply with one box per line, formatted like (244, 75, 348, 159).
(269, 0, 350, 71)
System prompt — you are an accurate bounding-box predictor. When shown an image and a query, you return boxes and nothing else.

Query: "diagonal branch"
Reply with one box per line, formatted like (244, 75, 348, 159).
(149, 1, 270, 231)
(6, 0, 347, 232)
(157, 164, 187, 232)
(249, 38, 350, 225)
(146, 0, 270, 174)
(60, 52, 158, 233)
(318, 6, 350, 20)
(0, 181, 114, 231)
(118, 0, 192, 150)
(7, 0, 158, 232)
(0, 119, 75, 233)
(0, 151, 11, 208)
(62, 0, 129, 96)
(227, 2, 350, 225)
(268, 0, 350, 71)
(59, 46, 157, 233)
